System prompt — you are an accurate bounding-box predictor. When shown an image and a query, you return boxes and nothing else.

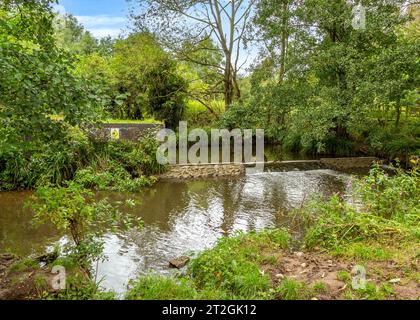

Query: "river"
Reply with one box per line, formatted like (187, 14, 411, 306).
(0, 161, 364, 295)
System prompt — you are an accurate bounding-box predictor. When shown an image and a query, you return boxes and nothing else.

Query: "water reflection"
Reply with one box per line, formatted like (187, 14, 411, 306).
(97, 169, 350, 293)
(0, 169, 351, 294)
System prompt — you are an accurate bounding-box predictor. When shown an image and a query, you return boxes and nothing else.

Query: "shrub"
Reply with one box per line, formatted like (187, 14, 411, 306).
(188, 230, 290, 299)
(301, 164, 419, 250)
(30, 182, 142, 273)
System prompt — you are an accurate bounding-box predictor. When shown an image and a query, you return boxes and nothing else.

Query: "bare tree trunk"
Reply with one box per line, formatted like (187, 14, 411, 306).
(224, 58, 234, 108)
(134, 0, 254, 111)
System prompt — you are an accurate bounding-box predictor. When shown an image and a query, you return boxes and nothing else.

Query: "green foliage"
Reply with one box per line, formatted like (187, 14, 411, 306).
(125, 276, 197, 300)
(344, 282, 395, 300)
(332, 243, 392, 261)
(276, 279, 312, 300)
(188, 230, 290, 299)
(126, 229, 290, 300)
(0, 126, 93, 190)
(354, 164, 419, 220)
(0, 1, 106, 141)
(367, 120, 420, 161)
(219, 103, 260, 131)
(48, 274, 116, 300)
(301, 164, 419, 252)
(80, 32, 188, 127)
(9, 258, 39, 273)
(30, 182, 142, 271)
(143, 60, 187, 129)
(0, 122, 165, 191)
(74, 166, 155, 193)
(184, 100, 223, 128)
(54, 14, 100, 55)
(0, 0, 109, 190)
(246, 0, 420, 158)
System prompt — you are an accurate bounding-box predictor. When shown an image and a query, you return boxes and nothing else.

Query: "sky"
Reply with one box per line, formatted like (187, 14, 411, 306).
(53, 0, 131, 38)
(52, 0, 257, 73)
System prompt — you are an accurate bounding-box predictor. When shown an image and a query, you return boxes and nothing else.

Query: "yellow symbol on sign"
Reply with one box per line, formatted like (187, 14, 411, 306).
(110, 128, 120, 140)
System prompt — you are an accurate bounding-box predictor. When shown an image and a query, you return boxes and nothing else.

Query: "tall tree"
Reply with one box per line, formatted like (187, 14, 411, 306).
(53, 14, 99, 55)
(131, 0, 256, 109)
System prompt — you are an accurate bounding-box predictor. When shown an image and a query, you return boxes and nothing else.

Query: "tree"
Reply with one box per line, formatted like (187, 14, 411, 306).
(144, 60, 187, 128)
(131, 0, 255, 109)
(54, 14, 99, 55)
(177, 37, 225, 116)
(247, 0, 420, 152)
(31, 182, 141, 275)
(0, 0, 104, 137)
(105, 32, 186, 126)
(0, 0, 106, 187)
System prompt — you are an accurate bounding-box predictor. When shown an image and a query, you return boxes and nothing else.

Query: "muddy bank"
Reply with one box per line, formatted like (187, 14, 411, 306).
(261, 249, 419, 300)
(0, 254, 58, 300)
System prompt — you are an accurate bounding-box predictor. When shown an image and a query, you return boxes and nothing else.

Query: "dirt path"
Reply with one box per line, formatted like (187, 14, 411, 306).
(260, 250, 419, 300)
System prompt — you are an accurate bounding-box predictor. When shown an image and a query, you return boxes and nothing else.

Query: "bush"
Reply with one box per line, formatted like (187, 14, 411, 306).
(0, 126, 165, 192)
(0, 126, 93, 190)
(367, 120, 420, 162)
(188, 230, 290, 299)
(218, 103, 260, 131)
(30, 182, 142, 272)
(301, 164, 419, 250)
(184, 100, 223, 128)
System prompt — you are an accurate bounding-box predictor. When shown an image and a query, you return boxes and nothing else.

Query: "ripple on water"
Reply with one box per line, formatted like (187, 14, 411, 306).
(0, 168, 354, 295)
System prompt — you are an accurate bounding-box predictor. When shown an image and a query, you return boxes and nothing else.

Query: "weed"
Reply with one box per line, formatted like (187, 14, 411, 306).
(125, 276, 197, 300)
(276, 279, 311, 300)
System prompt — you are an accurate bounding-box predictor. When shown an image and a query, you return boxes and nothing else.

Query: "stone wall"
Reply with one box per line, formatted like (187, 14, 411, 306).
(159, 164, 245, 180)
(160, 158, 378, 180)
(89, 123, 164, 141)
(320, 157, 377, 170)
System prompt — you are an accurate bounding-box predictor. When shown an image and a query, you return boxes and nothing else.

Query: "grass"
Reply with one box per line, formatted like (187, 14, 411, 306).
(343, 281, 396, 300)
(125, 276, 197, 300)
(103, 118, 162, 124)
(9, 258, 39, 273)
(124, 165, 419, 300)
(9, 164, 417, 300)
(331, 243, 394, 261)
(274, 279, 329, 300)
(276, 279, 312, 300)
(126, 229, 290, 300)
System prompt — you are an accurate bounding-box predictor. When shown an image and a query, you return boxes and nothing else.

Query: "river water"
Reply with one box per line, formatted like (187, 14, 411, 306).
(0, 163, 360, 294)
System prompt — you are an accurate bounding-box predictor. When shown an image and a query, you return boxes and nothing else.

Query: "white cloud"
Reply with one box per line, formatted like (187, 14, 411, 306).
(74, 15, 126, 39)
(52, 4, 66, 15)
(75, 15, 126, 27)
(89, 28, 122, 39)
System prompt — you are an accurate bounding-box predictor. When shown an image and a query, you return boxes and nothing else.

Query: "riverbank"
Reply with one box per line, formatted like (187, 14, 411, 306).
(124, 164, 419, 300)
(126, 163, 419, 300)
(1, 163, 418, 300)
(126, 229, 418, 300)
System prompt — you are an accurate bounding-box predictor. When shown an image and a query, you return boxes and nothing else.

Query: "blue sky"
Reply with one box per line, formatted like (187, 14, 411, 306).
(52, 0, 257, 73)
(53, 0, 131, 38)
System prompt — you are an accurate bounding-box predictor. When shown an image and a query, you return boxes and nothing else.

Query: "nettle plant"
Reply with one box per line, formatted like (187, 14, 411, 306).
(29, 182, 141, 275)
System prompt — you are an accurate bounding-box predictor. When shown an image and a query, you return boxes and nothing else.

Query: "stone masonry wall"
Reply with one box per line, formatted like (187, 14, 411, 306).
(89, 123, 164, 141)
(159, 164, 245, 180)
(160, 158, 378, 180)
(320, 157, 377, 170)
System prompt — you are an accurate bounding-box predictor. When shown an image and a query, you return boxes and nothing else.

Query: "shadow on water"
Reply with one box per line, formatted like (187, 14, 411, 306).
(0, 163, 360, 294)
